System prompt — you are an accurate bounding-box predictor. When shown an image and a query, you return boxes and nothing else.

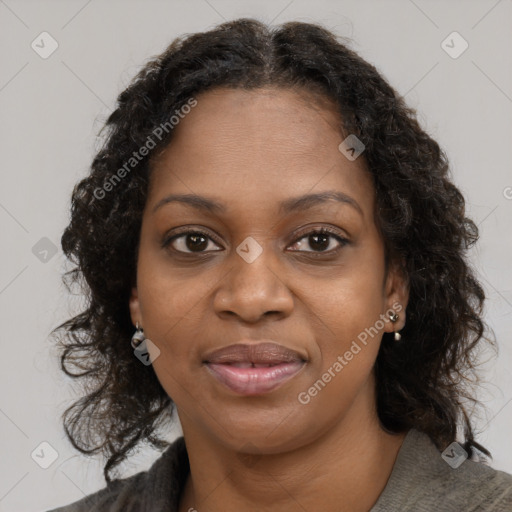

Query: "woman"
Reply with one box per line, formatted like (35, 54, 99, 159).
(48, 18, 512, 512)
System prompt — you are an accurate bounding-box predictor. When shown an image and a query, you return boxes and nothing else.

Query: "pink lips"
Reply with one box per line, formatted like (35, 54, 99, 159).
(203, 341, 307, 396)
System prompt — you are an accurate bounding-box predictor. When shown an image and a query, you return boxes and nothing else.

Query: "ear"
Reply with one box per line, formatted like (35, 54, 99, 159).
(129, 286, 142, 327)
(383, 260, 409, 333)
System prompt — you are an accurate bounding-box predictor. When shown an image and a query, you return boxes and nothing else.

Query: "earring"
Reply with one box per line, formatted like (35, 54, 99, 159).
(388, 312, 402, 341)
(131, 322, 145, 349)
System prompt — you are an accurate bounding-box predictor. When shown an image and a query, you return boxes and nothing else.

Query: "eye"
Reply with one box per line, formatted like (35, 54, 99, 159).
(163, 229, 223, 254)
(288, 227, 349, 254)
(162, 226, 349, 256)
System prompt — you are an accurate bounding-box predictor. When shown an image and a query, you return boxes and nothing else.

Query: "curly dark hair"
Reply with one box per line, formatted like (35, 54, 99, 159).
(52, 18, 495, 484)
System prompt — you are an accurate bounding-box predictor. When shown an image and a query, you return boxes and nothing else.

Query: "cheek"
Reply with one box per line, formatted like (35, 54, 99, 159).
(320, 282, 385, 347)
(299, 250, 386, 388)
(137, 264, 204, 404)
(305, 259, 386, 346)
(136, 250, 212, 363)
(294, 285, 383, 426)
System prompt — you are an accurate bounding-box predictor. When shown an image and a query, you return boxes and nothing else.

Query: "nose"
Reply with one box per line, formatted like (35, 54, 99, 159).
(213, 247, 294, 324)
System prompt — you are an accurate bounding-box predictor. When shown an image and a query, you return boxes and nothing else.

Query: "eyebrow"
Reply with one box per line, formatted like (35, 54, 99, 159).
(152, 191, 363, 216)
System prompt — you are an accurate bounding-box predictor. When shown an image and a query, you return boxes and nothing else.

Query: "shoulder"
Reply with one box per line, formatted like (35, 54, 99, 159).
(45, 436, 189, 512)
(372, 429, 512, 512)
(44, 472, 148, 512)
(437, 451, 512, 511)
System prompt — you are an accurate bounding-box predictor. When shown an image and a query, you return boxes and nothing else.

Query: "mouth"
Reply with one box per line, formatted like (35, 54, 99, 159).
(203, 341, 307, 396)
(204, 361, 306, 395)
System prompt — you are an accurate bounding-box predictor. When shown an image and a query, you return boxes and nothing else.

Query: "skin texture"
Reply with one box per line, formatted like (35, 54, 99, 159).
(129, 87, 410, 512)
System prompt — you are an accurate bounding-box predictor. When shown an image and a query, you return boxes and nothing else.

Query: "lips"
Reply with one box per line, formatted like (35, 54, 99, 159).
(203, 341, 307, 395)
(203, 341, 306, 365)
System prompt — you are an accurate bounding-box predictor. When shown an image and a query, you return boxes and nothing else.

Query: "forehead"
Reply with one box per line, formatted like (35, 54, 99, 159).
(147, 87, 375, 220)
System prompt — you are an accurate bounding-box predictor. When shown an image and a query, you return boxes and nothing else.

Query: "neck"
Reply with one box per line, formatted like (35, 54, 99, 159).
(177, 384, 406, 512)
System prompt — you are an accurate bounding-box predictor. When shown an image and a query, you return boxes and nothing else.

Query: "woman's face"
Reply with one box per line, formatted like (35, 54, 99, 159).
(130, 87, 408, 452)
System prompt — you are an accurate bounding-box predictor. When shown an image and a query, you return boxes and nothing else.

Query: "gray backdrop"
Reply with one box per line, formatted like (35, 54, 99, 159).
(0, 0, 511, 510)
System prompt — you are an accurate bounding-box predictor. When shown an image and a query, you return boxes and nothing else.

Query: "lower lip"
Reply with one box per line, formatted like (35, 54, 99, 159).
(204, 361, 305, 396)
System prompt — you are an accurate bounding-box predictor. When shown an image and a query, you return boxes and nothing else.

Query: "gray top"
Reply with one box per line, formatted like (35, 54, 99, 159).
(46, 428, 512, 511)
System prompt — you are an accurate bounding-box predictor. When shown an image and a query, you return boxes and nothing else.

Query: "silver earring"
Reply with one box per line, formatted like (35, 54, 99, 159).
(388, 312, 402, 341)
(131, 322, 145, 349)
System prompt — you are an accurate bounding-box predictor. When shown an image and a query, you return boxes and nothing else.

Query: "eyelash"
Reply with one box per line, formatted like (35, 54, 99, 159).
(162, 226, 349, 258)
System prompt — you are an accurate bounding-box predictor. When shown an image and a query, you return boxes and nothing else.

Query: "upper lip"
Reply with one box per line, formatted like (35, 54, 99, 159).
(203, 341, 307, 365)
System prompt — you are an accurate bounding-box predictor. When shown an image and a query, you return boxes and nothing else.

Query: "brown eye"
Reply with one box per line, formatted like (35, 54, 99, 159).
(164, 230, 223, 254)
(288, 228, 348, 254)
